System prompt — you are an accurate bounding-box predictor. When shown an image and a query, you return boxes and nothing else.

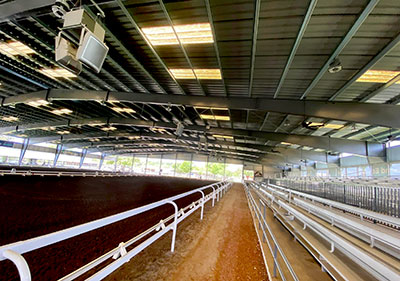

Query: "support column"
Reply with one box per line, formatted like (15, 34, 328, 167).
(242, 161, 244, 180)
(173, 153, 178, 177)
(99, 153, 106, 170)
(206, 155, 209, 179)
(114, 156, 118, 172)
(79, 148, 87, 168)
(18, 138, 29, 166)
(130, 154, 134, 173)
(223, 157, 226, 180)
(189, 154, 193, 178)
(53, 144, 63, 167)
(159, 154, 163, 175)
(144, 154, 149, 175)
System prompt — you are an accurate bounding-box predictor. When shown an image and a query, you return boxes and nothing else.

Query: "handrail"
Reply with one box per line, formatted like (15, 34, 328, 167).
(0, 181, 232, 280)
(267, 182, 400, 228)
(292, 197, 400, 252)
(257, 182, 400, 256)
(243, 182, 299, 281)
(249, 181, 400, 281)
(276, 199, 400, 281)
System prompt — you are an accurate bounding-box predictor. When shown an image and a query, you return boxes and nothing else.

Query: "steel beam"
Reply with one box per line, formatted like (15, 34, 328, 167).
(248, 0, 261, 97)
(273, 0, 317, 98)
(273, 148, 341, 164)
(18, 138, 29, 166)
(25, 124, 384, 157)
(329, 31, 400, 101)
(300, 0, 379, 100)
(4, 89, 400, 128)
(114, 0, 185, 95)
(0, 0, 54, 22)
(53, 143, 63, 167)
(358, 74, 400, 102)
(79, 148, 88, 168)
(99, 152, 106, 170)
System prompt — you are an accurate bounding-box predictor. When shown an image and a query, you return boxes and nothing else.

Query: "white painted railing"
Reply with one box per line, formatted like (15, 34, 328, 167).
(0, 181, 232, 280)
(251, 181, 400, 280)
(267, 182, 400, 228)
(243, 182, 299, 281)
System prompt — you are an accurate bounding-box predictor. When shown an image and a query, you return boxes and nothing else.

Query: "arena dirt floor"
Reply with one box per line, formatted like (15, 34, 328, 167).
(106, 183, 268, 281)
(0, 175, 214, 280)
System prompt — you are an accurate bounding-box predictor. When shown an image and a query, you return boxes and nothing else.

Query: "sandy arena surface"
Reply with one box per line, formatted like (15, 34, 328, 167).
(106, 183, 268, 281)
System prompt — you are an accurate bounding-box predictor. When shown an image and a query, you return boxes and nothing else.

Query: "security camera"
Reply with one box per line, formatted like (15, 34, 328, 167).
(52, 0, 73, 19)
(328, 58, 342, 73)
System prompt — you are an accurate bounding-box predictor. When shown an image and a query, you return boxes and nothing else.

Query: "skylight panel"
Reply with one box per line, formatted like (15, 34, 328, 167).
(0, 41, 35, 56)
(142, 23, 213, 46)
(170, 69, 221, 80)
(1, 116, 19, 122)
(40, 68, 77, 78)
(357, 70, 400, 83)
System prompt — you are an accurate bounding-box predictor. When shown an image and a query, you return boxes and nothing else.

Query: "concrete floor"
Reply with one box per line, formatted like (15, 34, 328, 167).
(106, 183, 268, 280)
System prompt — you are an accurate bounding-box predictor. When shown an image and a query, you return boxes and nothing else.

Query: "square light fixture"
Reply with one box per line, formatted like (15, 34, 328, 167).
(152, 127, 166, 133)
(195, 106, 228, 111)
(42, 127, 56, 131)
(1, 116, 19, 122)
(101, 126, 117, 131)
(57, 130, 70, 135)
(27, 100, 50, 107)
(200, 114, 230, 121)
(52, 108, 73, 115)
(323, 124, 344, 130)
(212, 134, 234, 140)
(307, 122, 344, 130)
(170, 69, 221, 80)
(0, 40, 36, 56)
(111, 107, 136, 114)
(39, 67, 77, 78)
(357, 70, 400, 83)
(142, 23, 213, 46)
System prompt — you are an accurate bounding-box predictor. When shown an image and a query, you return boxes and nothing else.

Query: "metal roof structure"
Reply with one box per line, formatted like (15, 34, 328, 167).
(0, 0, 400, 168)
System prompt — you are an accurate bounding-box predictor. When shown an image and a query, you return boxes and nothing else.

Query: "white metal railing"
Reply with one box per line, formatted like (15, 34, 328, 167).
(249, 181, 400, 281)
(0, 181, 232, 280)
(267, 182, 400, 228)
(243, 182, 298, 281)
(291, 197, 400, 256)
(257, 182, 400, 257)
(0, 168, 129, 178)
(276, 200, 400, 281)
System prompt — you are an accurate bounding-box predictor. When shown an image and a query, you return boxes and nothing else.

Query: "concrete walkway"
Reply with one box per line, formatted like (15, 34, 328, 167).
(106, 183, 268, 281)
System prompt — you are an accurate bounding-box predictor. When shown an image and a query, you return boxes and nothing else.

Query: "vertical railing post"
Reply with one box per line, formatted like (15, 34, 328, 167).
(167, 201, 178, 252)
(3, 250, 31, 281)
(273, 243, 277, 277)
(198, 190, 205, 220)
(211, 186, 216, 207)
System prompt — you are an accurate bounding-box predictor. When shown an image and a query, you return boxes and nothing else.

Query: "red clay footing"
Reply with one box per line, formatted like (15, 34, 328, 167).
(106, 183, 268, 281)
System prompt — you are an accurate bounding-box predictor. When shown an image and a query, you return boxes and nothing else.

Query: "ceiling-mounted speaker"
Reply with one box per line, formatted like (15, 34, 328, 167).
(55, 35, 82, 75)
(77, 31, 108, 73)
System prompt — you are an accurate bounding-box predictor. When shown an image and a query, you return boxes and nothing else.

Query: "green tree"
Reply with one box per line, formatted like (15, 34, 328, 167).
(207, 163, 225, 177)
(176, 161, 191, 174)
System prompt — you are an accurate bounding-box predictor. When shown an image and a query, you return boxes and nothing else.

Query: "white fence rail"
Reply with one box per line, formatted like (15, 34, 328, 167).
(244, 182, 298, 281)
(0, 181, 232, 280)
(251, 181, 400, 280)
(267, 182, 400, 229)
